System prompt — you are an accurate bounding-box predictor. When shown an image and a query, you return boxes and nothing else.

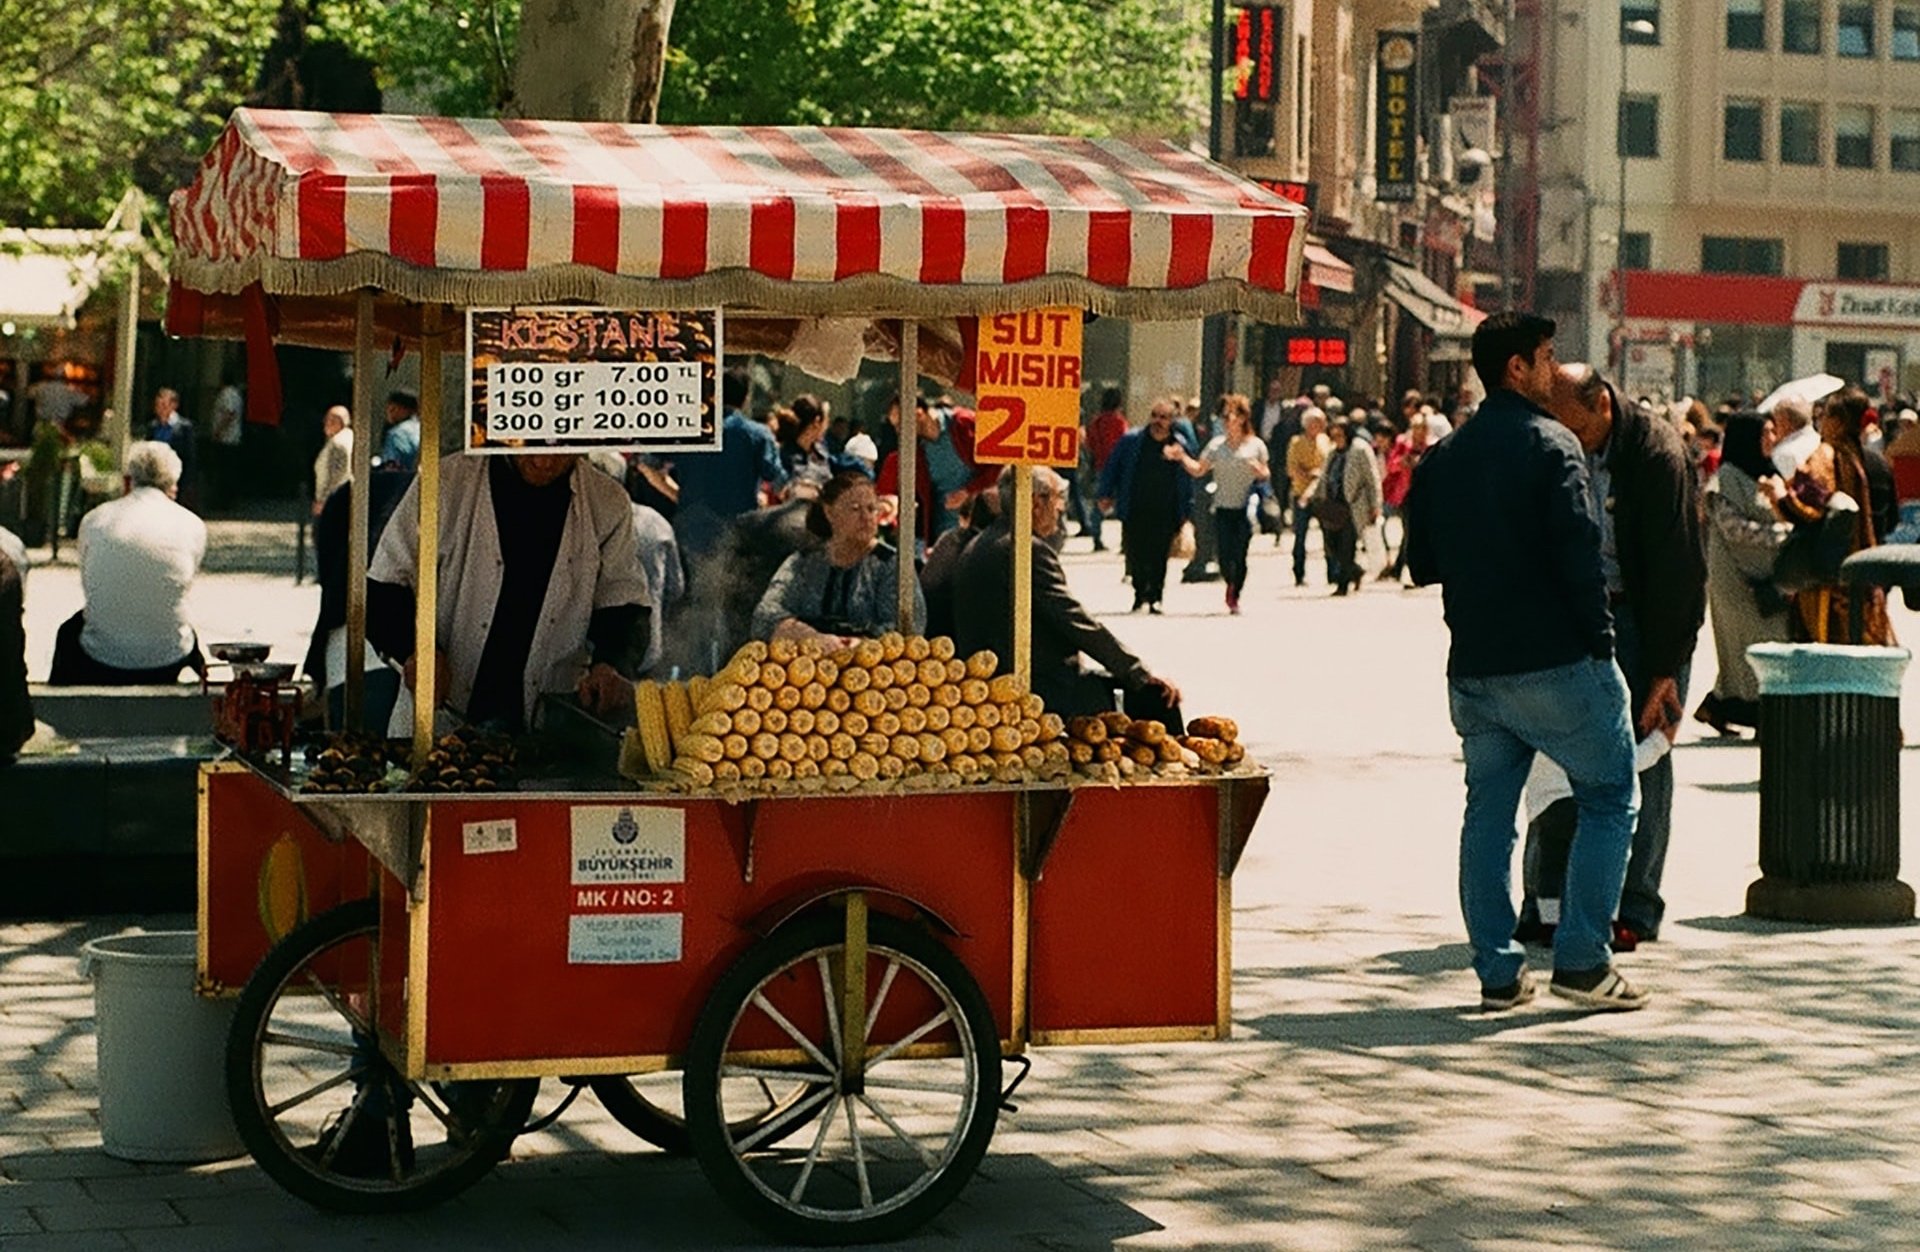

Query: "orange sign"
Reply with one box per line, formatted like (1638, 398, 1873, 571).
(973, 308, 1084, 466)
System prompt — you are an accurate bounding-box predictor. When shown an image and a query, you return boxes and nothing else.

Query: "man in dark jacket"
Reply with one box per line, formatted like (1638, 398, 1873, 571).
(954, 467, 1182, 726)
(1405, 311, 1646, 1013)
(1517, 364, 1706, 949)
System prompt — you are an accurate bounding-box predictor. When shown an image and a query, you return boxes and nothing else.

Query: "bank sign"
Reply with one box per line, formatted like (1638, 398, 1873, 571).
(1375, 32, 1418, 203)
(1795, 284, 1920, 328)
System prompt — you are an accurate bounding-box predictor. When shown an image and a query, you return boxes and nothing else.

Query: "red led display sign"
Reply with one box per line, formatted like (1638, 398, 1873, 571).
(1233, 6, 1280, 103)
(1281, 334, 1350, 367)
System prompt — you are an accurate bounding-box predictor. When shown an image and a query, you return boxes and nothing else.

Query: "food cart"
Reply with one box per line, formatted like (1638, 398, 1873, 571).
(168, 108, 1303, 1243)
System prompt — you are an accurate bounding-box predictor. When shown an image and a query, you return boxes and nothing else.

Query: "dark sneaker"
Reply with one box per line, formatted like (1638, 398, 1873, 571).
(1550, 967, 1650, 1011)
(1513, 917, 1557, 948)
(1480, 968, 1536, 1012)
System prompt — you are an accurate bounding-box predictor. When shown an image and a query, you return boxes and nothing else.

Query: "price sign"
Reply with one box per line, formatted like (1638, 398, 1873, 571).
(466, 307, 722, 453)
(972, 308, 1084, 467)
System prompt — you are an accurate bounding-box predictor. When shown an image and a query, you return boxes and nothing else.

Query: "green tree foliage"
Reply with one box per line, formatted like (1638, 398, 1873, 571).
(310, 0, 518, 117)
(0, 0, 1203, 227)
(320, 0, 1205, 137)
(0, 0, 282, 226)
(661, 0, 1205, 138)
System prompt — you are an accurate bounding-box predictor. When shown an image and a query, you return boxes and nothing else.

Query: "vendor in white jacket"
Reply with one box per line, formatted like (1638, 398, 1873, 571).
(368, 452, 650, 732)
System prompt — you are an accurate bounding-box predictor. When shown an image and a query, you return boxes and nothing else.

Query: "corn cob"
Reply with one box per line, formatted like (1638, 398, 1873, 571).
(633, 681, 674, 775)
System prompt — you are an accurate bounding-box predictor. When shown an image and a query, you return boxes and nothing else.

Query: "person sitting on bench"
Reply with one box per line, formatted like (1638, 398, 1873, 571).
(48, 442, 207, 685)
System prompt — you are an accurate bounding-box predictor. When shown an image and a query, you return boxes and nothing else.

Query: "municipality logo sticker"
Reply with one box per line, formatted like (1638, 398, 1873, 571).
(571, 806, 684, 885)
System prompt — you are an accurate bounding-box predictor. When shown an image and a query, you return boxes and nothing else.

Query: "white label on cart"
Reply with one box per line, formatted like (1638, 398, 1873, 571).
(462, 819, 518, 855)
(570, 806, 685, 885)
(568, 912, 683, 964)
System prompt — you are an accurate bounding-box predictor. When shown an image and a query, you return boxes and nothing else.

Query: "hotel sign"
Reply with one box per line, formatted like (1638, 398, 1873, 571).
(1375, 32, 1419, 203)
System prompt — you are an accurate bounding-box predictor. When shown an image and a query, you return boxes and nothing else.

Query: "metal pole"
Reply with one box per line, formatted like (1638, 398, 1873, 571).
(413, 309, 444, 765)
(1011, 466, 1033, 688)
(1614, 31, 1629, 378)
(896, 320, 919, 630)
(1498, 0, 1516, 311)
(1209, 0, 1226, 162)
(346, 291, 376, 729)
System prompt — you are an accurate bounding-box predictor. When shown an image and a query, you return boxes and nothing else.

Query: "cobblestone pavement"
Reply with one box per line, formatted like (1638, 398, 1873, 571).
(9, 538, 1920, 1250)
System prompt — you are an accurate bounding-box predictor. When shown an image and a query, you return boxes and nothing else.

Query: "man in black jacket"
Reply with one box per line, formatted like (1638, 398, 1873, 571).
(1405, 312, 1647, 1012)
(1517, 364, 1706, 949)
(953, 467, 1182, 727)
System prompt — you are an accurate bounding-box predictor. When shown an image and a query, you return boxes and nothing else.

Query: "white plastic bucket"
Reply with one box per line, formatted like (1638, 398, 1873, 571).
(80, 930, 244, 1163)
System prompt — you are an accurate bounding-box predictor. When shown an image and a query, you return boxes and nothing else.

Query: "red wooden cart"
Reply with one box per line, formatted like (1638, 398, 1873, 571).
(171, 109, 1302, 1243)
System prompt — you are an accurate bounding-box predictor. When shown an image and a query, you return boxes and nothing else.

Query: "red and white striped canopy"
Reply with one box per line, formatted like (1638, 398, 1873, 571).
(169, 109, 1305, 321)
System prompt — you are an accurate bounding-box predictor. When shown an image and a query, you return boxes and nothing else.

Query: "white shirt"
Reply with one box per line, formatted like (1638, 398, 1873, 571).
(1772, 424, 1820, 478)
(1259, 399, 1286, 444)
(630, 502, 682, 675)
(313, 427, 354, 506)
(370, 455, 650, 728)
(77, 486, 207, 669)
(211, 385, 245, 446)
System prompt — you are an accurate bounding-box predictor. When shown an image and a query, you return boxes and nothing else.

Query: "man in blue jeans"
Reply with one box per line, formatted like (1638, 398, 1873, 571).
(1405, 311, 1649, 1012)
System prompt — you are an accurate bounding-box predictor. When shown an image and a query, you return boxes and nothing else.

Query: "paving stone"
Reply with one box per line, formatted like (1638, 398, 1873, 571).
(29, 1199, 183, 1232)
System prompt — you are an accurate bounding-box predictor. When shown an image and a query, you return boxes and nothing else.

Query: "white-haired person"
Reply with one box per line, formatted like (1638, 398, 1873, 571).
(49, 441, 208, 684)
(312, 404, 353, 517)
(954, 466, 1183, 726)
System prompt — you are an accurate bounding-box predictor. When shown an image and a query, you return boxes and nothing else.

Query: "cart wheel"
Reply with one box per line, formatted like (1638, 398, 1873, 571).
(225, 899, 539, 1213)
(684, 910, 1001, 1245)
(589, 1070, 821, 1155)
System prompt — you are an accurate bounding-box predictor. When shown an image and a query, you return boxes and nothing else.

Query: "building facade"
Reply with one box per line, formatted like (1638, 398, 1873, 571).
(1534, 0, 1920, 402)
(1212, 0, 1503, 409)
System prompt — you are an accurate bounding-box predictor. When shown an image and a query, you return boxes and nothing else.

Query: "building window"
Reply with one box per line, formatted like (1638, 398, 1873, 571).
(1893, 109, 1920, 170)
(1838, 243, 1891, 280)
(1620, 232, 1652, 270)
(1621, 0, 1661, 44)
(1727, 0, 1767, 48)
(1895, 5, 1920, 59)
(1839, 2, 1876, 56)
(1619, 94, 1659, 158)
(1836, 104, 1875, 168)
(1233, 101, 1275, 159)
(1724, 99, 1765, 160)
(1703, 236, 1785, 275)
(1781, 102, 1822, 165)
(1784, 0, 1823, 53)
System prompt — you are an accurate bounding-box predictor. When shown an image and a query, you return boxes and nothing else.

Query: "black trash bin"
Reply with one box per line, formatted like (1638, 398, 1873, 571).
(1745, 643, 1913, 923)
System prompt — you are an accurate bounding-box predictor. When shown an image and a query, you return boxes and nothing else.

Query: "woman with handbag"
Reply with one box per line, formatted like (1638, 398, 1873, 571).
(1315, 419, 1359, 596)
(1760, 387, 1896, 646)
(1694, 412, 1794, 734)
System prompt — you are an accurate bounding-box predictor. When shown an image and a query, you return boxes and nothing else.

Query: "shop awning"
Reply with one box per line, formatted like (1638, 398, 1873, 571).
(1303, 242, 1354, 295)
(1383, 260, 1484, 338)
(168, 109, 1307, 323)
(0, 230, 122, 329)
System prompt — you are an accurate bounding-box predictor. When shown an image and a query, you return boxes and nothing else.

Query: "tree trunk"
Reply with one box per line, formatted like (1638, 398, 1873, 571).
(510, 0, 674, 123)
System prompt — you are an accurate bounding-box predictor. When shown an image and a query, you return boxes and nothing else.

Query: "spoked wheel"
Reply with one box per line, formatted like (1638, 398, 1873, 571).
(225, 899, 539, 1213)
(685, 905, 1001, 1245)
(589, 1069, 820, 1155)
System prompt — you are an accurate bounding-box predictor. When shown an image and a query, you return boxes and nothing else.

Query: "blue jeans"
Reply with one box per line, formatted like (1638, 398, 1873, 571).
(1520, 601, 1689, 937)
(1449, 657, 1640, 988)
